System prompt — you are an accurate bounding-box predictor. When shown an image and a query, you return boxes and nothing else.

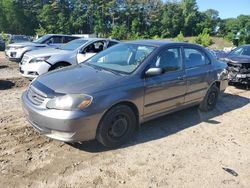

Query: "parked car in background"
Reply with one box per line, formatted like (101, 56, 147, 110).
(19, 38, 119, 79)
(22, 40, 228, 147)
(210, 49, 228, 59)
(220, 45, 250, 86)
(0, 37, 5, 51)
(5, 34, 79, 62)
(9, 35, 31, 44)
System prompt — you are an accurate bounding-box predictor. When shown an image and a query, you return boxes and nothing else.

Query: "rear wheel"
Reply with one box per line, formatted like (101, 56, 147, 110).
(199, 84, 219, 112)
(96, 105, 137, 147)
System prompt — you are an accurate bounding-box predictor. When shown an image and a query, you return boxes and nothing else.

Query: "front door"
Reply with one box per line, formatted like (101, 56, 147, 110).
(144, 47, 187, 117)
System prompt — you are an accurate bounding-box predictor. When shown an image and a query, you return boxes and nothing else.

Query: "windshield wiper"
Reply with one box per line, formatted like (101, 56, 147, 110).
(85, 63, 122, 75)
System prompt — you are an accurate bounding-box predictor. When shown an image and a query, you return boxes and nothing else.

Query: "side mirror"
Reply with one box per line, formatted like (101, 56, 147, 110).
(145, 68, 163, 77)
(78, 49, 85, 54)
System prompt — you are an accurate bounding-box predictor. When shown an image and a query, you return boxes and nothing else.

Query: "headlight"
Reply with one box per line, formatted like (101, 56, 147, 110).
(30, 56, 51, 63)
(46, 94, 93, 111)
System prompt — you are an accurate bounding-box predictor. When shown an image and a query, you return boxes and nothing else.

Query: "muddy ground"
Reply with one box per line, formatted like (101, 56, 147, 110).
(0, 52, 250, 188)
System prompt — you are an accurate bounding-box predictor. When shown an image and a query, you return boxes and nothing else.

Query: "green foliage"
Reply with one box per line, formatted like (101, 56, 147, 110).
(111, 23, 128, 40)
(0, 0, 248, 44)
(1, 31, 9, 46)
(195, 28, 212, 47)
(176, 32, 185, 42)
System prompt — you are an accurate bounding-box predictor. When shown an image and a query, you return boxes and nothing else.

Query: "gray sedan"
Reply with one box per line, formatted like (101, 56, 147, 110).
(22, 40, 228, 147)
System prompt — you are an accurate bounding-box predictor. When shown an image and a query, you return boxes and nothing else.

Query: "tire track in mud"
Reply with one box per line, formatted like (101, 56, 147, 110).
(0, 59, 51, 180)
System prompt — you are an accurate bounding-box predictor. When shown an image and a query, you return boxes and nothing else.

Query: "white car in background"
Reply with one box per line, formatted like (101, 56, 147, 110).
(5, 34, 79, 62)
(19, 38, 119, 78)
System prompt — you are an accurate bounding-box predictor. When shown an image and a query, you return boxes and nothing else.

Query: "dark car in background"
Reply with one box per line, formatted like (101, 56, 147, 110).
(0, 36, 5, 51)
(221, 45, 250, 86)
(5, 34, 80, 62)
(22, 40, 228, 147)
(210, 50, 228, 59)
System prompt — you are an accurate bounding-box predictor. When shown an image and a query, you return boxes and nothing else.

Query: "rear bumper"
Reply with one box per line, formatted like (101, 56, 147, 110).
(21, 91, 102, 142)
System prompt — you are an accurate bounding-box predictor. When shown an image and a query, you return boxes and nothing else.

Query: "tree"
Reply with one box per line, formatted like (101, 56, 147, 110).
(195, 28, 212, 47)
(181, 0, 200, 36)
(176, 31, 185, 42)
(161, 2, 184, 38)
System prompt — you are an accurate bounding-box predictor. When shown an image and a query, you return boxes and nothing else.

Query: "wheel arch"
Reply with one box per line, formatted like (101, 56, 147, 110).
(97, 100, 140, 136)
(49, 61, 71, 71)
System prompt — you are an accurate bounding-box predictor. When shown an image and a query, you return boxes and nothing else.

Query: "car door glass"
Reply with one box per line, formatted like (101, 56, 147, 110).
(242, 46, 250, 56)
(184, 48, 210, 69)
(107, 41, 118, 48)
(63, 37, 77, 43)
(83, 41, 105, 54)
(152, 48, 182, 72)
(51, 36, 63, 44)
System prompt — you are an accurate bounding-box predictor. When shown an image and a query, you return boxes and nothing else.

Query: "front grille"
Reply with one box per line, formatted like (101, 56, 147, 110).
(21, 55, 29, 65)
(27, 86, 47, 105)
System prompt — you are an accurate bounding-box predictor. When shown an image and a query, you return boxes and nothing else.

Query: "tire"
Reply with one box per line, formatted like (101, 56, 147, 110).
(199, 84, 219, 112)
(96, 105, 137, 147)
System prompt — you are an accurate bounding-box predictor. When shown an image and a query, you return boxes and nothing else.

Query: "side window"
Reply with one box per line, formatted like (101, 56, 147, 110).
(83, 41, 104, 54)
(242, 46, 250, 56)
(64, 37, 77, 43)
(107, 41, 118, 48)
(44, 36, 63, 44)
(51, 36, 63, 43)
(184, 48, 210, 69)
(152, 48, 182, 72)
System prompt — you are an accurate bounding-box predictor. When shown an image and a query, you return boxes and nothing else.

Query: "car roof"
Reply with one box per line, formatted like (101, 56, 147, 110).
(46, 34, 79, 37)
(74, 38, 119, 42)
(126, 40, 199, 47)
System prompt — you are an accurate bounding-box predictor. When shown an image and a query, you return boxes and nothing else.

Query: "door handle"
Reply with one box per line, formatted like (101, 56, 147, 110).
(177, 75, 186, 80)
(206, 70, 212, 74)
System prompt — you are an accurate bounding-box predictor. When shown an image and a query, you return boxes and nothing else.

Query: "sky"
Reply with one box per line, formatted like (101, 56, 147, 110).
(196, 0, 250, 19)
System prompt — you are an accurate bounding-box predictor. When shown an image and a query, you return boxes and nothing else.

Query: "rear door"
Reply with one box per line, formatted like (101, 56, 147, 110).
(183, 47, 212, 103)
(144, 46, 187, 116)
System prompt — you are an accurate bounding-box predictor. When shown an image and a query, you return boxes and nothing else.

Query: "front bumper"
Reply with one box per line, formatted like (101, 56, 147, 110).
(22, 91, 101, 142)
(228, 72, 250, 85)
(19, 61, 51, 78)
(5, 48, 26, 62)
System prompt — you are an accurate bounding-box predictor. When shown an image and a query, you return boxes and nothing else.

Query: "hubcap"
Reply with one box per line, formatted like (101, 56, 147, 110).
(208, 92, 216, 106)
(109, 115, 128, 138)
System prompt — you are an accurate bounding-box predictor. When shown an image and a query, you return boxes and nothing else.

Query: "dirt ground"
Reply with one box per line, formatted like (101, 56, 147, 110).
(0, 51, 250, 188)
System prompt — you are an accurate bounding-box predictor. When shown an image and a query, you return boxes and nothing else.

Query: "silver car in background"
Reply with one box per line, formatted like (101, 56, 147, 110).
(19, 38, 119, 78)
(5, 34, 79, 62)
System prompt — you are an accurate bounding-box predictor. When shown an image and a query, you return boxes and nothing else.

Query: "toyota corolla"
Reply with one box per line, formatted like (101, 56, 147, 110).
(22, 40, 228, 147)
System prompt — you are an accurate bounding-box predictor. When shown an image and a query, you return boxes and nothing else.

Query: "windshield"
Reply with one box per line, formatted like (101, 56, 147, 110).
(86, 43, 156, 74)
(33, 35, 50, 43)
(13, 35, 29, 41)
(229, 46, 250, 56)
(58, 39, 88, 51)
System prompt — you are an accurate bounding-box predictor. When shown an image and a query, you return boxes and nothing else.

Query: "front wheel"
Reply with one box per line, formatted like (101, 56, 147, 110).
(96, 105, 137, 147)
(199, 84, 219, 112)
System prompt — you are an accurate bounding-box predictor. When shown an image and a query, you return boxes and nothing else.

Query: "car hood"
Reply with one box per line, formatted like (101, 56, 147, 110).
(34, 64, 125, 95)
(8, 42, 46, 48)
(26, 48, 72, 58)
(223, 55, 250, 64)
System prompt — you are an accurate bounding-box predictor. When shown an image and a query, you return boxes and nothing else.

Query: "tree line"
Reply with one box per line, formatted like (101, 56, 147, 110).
(0, 0, 250, 44)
